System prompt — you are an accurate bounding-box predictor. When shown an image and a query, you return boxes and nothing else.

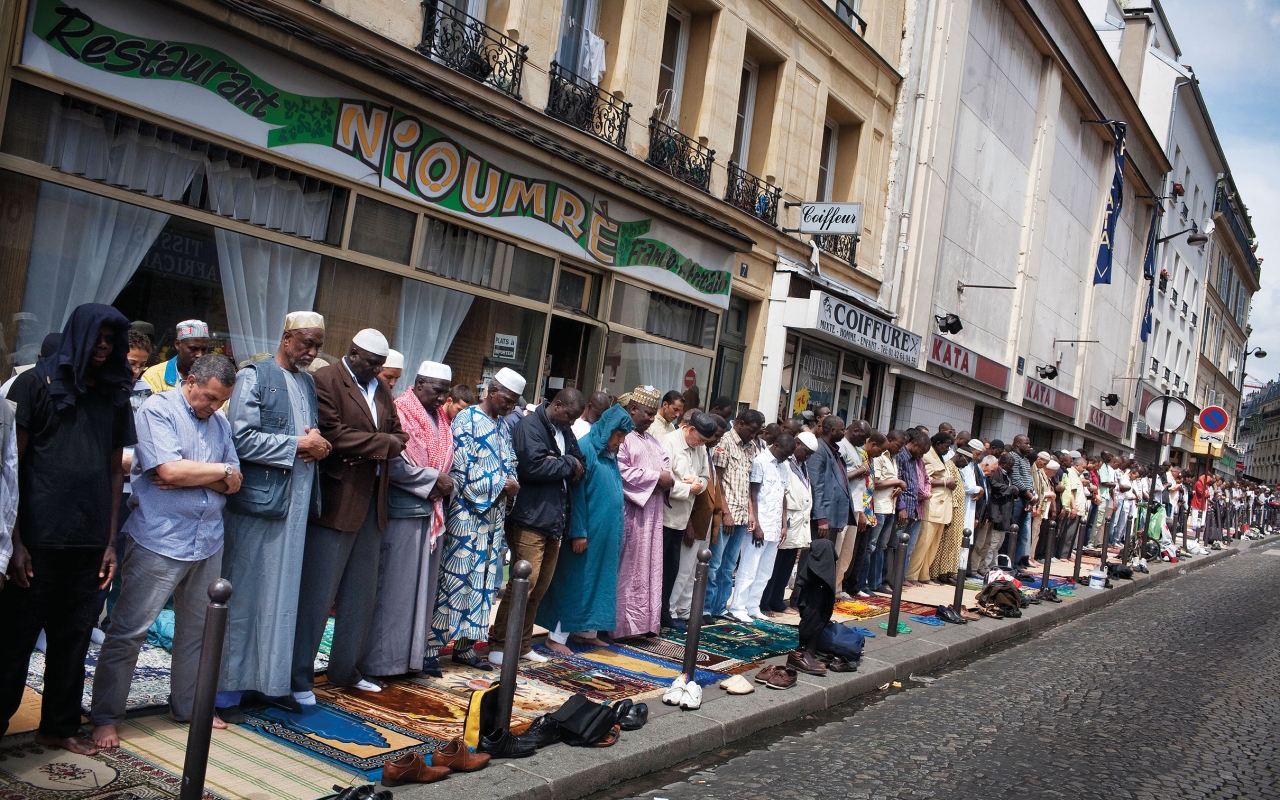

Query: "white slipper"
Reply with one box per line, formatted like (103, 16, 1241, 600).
(292, 691, 317, 706)
(353, 680, 381, 692)
(488, 650, 504, 666)
(522, 650, 549, 663)
(662, 674, 687, 706)
(720, 675, 755, 695)
(678, 681, 703, 710)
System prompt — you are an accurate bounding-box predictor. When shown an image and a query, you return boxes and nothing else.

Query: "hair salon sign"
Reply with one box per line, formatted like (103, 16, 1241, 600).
(25, 0, 734, 307)
(808, 292, 920, 366)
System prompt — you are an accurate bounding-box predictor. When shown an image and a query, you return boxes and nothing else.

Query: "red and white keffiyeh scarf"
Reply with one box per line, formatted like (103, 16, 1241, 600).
(395, 389, 454, 548)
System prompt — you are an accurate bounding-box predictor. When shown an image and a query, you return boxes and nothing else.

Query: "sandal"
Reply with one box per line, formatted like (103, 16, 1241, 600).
(452, 648, 493, 671)
(877, 621, 912, 634)
(591, 725, 621, 747)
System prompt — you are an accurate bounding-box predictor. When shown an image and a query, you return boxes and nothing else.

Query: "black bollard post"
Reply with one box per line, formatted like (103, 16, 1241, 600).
(493, 560, 532, 733)
(1072, 510, 1088, 585)
(1180, 507, 1189, 553)
(180, 579, 232, 800)
(952, 528, 972, 615)
(1037, 519, 1057, 600)
(1097, 515, 1109, 580)
(886, 529, 911, 637)
(1119, 515, 1135, 566)
(681, 549, 714, 678)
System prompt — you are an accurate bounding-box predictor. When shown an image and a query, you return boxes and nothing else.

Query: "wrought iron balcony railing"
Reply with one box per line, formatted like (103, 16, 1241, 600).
(545, 62, 631, 150)
(814, 233, 860, 264)
(418, 1, 527, 100)
(1215, 184, 1261, 280)
(724, 162, 780, 225)
(646, 117, 715, 193)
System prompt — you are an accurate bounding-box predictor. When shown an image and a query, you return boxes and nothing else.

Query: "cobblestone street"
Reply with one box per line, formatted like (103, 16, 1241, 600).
(622, 547, 1280, 800)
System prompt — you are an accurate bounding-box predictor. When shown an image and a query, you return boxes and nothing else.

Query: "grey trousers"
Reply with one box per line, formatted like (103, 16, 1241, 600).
(89, 537, 223, 726)
(971, 521, 1004, 574)
(291, 498, 382, 692)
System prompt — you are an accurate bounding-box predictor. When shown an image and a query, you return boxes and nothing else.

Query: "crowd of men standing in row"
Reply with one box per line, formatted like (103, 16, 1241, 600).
(0, 302, 1264, 759)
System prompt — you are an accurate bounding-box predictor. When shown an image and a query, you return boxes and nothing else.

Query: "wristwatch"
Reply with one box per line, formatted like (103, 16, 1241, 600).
(224, 463, 234, 478)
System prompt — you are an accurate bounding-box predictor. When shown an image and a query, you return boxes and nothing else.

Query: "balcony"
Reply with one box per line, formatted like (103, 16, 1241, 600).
(724, 162, 781, 225)
(1191, 311, 1198, 327)
(1181, 301, 1188, 318)
(814, 233, 860, 264)
(418, 2, 527, 100)
(827, 0, 868, 35)
(1171, 287, 1179, 306)
(1151, 357, 1160, 374)
(647, 117, 715, 193)
(545, 62, 630, 150)
(1215, 184, 1261, 281)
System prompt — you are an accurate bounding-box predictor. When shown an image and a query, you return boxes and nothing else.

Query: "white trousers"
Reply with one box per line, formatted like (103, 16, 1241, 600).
(728, 540, 779, 618)
(668, 542, 702, 620)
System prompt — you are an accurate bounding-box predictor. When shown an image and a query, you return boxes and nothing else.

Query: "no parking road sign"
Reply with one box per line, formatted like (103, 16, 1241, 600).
(1199, 406, 1229, 434)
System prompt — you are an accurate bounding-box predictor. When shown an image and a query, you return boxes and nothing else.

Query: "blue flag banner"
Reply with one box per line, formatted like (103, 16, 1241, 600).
(1094, 121, 1128, 285)
(1139, 202, 1161, 342)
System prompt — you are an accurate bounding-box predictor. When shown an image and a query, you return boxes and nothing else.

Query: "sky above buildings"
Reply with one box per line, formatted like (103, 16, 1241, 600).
(1159, 0, 1278, 392)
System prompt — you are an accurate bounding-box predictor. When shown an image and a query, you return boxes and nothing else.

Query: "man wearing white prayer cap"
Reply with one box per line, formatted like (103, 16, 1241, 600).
(377, 349, 404, 394)
(290, 328, 407, 704)
(216, 311, 330, 719)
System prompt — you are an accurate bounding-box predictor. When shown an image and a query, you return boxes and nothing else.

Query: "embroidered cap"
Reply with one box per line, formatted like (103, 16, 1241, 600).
(175, 319, 210, 341)
(628, 385, 660, 410)
(283, 311, 325, 331)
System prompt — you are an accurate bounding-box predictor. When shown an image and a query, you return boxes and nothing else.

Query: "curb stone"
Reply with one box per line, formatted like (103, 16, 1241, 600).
(392, 534, 1278, 799)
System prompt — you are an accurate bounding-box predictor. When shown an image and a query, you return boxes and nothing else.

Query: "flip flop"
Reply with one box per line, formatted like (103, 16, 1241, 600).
(451, 650, 493, 671)
(878, 621, 912, 634)
(910, 615, 946, 627)
(853, 627, 876, 638)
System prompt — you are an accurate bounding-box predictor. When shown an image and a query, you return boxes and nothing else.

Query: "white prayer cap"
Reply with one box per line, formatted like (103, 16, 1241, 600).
(351, 328, 389, 357)
(418, 360, 452, 380)
(1046, 460, 1061, 471)
(1068, 450, 1081, 459)
(283, 311, 324, 331)
(493, 367, 526, 395)
(796, 431, 819, 452)
(384, 349, 404, 370)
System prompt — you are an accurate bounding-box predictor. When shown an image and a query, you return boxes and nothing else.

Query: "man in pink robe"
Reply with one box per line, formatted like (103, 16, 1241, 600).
(612, 386, 675, 639)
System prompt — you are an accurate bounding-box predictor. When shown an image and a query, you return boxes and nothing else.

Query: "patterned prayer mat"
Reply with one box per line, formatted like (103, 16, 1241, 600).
(26, 641, 171, 715)
(553, 641, 729, 686)
(118, 716, 360, 799)
(662, 620, 798, 663)
(833, 596, 937, 620)
(313, 617, 334, 674)
(410, 663, 570, 722)
(7, 687, 42, 735)
(518, 651, 667, 701)
(616, 635, 750, 674)
(0, 732, 199, 800)
(240, 700, 436, 780)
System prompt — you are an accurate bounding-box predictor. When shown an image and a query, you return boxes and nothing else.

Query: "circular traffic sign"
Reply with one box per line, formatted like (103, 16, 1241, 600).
(1198, 405, 1229, 434)
(684, 369, 696, 389)
(1143, 395, 1186, 432)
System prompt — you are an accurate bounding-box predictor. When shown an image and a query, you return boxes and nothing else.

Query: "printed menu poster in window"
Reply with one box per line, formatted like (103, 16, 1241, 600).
(493, 333, 518, 360)
(794, 343, 837, 416)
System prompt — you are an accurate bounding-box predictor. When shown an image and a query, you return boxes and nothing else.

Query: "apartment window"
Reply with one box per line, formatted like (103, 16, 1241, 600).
(730, 61, 759, 165)
(655, 7, 690, 123)
(556, 0, 602, 80)
(816, 120, 838, 201)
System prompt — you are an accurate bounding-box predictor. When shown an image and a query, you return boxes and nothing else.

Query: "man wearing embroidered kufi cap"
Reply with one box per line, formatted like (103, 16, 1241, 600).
(290, 328, 407, 705)
(377, 349, 405, 394)
(141, 319, 212, 394)
(213, 312, 330, 720)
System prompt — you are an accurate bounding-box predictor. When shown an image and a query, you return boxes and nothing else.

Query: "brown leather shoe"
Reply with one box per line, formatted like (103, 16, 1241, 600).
(786, 650, 827, 676)
(381, 753, 450, 786)
(753, 665, 780, 684)
(432, 738, 491, 772)
(765, 666, 798, 690)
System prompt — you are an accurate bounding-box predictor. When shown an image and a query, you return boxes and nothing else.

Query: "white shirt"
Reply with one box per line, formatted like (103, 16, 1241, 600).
(961, 461, 981, 531)
(0, 415, 16, 574)
(660, 428, 709, 529)
(571, 417, 592, 441)
(750, 450, 790, 543)
(343, 357, 379, 426)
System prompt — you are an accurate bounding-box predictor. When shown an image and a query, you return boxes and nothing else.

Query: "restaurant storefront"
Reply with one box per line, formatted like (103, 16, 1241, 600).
(0, 0, 736, 402)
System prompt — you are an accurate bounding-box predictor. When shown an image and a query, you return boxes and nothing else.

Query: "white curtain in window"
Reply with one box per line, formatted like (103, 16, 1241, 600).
(215, 229, 321, 365)
(17, 184, 170, 359)
(630, 339, 684, 396)
(205, 161, 332, 241)
(396, 278, 473, 388)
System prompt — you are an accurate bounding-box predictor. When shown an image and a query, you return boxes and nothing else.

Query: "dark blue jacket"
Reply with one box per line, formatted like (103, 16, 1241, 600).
(507, 403, 583, 539)
(809, 438, 852, 530)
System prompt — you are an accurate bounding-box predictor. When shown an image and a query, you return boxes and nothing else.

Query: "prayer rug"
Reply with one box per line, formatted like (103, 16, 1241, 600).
(240, 700, 435, 780)
(314, 617, 334, 674)
(663, 620, 798, 663)
(8, 686, 42, 735)
(118, 716, 360, 799)
(1017, 574, 1075, 589)
(616, 635, 750, 674)
(833, 596, 936, 620)
(416, 662, 571, 720)
(518, 651, 667, 701)
(554, 641, 728, 686)
(0, 732, 199, 800)
(26, 641, 171, 715)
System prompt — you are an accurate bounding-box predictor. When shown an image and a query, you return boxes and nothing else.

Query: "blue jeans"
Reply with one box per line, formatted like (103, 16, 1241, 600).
(898, 518, 923, 580)
(706, 523, 747, 616)
(863, 515, 895, 591)
(1014, 503, 1032, 565)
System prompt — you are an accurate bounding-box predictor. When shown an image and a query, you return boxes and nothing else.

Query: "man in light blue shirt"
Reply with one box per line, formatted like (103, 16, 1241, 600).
(90, 354, 241, 748)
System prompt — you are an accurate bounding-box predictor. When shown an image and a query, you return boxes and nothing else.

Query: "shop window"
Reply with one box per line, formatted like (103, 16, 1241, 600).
(1028, 422, 1054, 452)
(609, 281, 717, 349)
(792, 340, 839, 417)
(555, 267, 600, 316)
(1, 81, 348, 247)
(313, 256, 545, 401)
(417, 216, 553, 302)
(349, 195, 417, 265)
(601, 332, 710, 400)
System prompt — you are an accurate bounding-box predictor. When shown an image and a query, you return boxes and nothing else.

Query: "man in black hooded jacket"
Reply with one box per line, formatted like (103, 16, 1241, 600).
(0, 303, 136, 754)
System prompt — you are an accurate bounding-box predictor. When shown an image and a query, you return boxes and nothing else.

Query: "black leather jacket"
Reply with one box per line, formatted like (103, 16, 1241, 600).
(507, 404, 583, 539)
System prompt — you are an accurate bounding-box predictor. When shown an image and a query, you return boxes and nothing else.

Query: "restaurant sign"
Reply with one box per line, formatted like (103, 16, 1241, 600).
(24, 0, 734, 307)
(808, 292, 920, 366)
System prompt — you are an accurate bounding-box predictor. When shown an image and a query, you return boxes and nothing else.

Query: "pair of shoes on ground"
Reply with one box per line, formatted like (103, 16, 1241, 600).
(935, 605, 967, 624)
(786, 650, 827, 676)
(661, 674, 703, 709)
(380, 737, 491, 786)
(720, 674, 754, 694)
(754, 664, 798, 689)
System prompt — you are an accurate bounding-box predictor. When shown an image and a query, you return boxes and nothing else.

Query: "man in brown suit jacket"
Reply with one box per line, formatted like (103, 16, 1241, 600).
(290, 329, 407, 704)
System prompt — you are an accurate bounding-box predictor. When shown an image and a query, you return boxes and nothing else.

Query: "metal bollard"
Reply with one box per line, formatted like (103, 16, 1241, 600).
(1037, 519, 1057, 600)
(952, 528, 972, 615)
(1119, 516, 1135, 566)
(681, 549, 714, 678)
(1072, 511, 1088, 585)
(886, 529, 911, 637)
(180, 579, 232, 800)
(493, 560, 532, 733)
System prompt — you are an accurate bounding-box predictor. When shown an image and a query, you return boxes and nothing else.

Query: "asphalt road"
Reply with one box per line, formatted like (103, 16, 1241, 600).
(614, 545, 1280, 800)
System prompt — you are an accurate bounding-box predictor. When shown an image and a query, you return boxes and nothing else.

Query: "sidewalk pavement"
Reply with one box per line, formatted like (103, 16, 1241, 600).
(391, 533, 1279, 800)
